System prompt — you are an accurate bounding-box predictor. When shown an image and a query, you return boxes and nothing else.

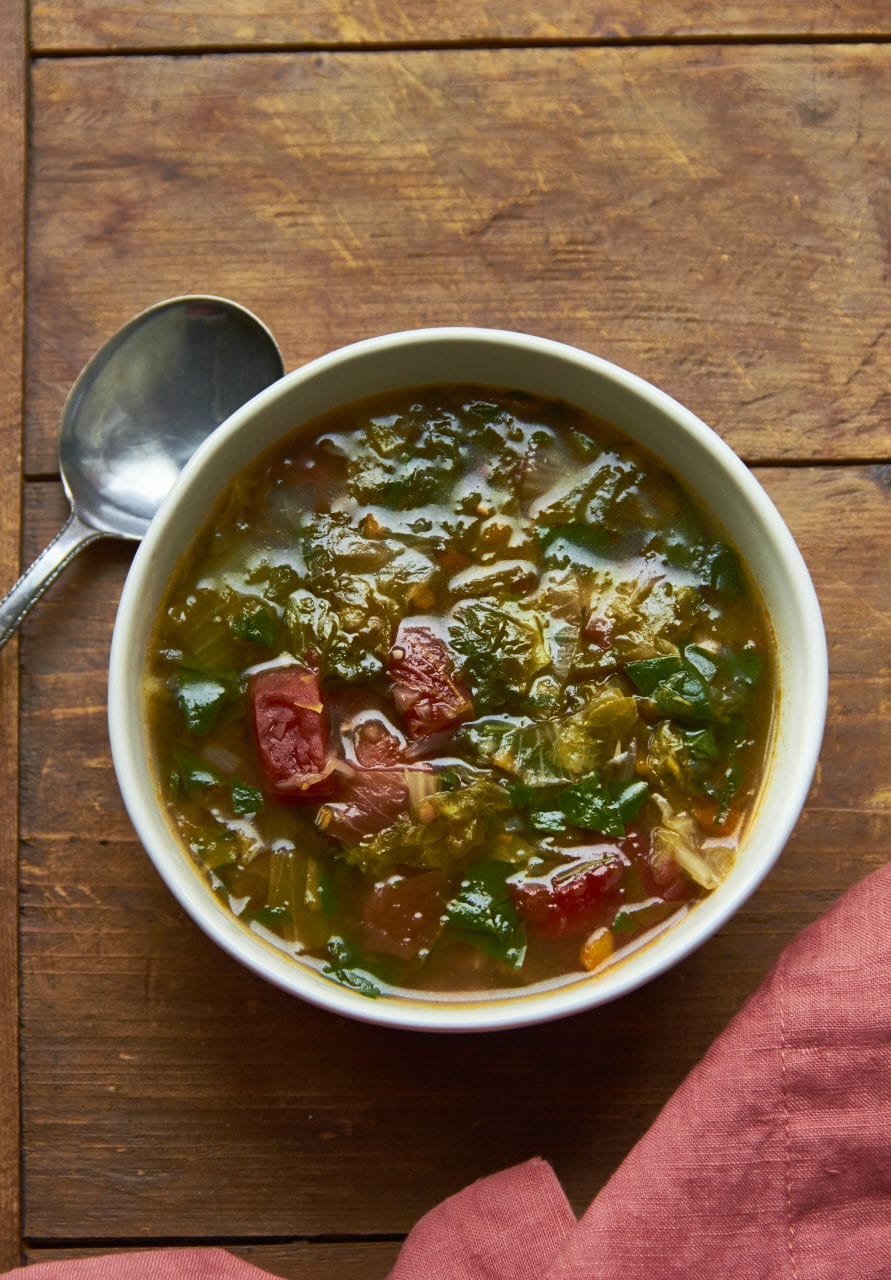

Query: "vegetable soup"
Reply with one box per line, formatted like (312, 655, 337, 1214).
(145, 386, 774, 1000)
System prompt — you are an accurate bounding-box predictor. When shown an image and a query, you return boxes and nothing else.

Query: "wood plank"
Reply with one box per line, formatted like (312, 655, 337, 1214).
(0, 0, 27, 1269)
(18, 465, 890, 1238)
(27, 45, 891, 475)
(24, 1243, 403, 1279)
(28, 1, 891, 55)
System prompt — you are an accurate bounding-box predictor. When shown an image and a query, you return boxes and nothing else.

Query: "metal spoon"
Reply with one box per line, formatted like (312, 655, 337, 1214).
(0, 295, 284, 649)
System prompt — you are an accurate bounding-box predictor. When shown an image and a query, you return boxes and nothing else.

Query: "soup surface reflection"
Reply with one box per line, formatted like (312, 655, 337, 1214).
(146, 386, 774, 999)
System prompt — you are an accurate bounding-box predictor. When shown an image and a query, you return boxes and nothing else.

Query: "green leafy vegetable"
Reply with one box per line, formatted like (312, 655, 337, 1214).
(449, 599, 549, 710)
(250, 904, 290, 929)
(231, 781, 264, 815)
(536, 522, 610, 569)
(172, 749, 223, 797)
(625, 654, 682, 695)
(531, 773, 649, 837)
(231, 603, 278, 647)
(174, 669, 231, 735)
(445, 860, 527, 970)
(322, 936, 382, 998)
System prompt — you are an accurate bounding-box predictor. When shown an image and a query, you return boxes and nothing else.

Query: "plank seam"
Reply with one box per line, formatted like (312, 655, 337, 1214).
(28, 32, 891, 60)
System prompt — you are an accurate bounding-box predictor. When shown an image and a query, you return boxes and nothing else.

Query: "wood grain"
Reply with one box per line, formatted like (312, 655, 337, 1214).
(28, 0, 891, 55)
(0, 0, 27, 1270)
(27, 45, 891, 476)
(18, 465, 890, 1239)
(24, 1244, 403, 1279)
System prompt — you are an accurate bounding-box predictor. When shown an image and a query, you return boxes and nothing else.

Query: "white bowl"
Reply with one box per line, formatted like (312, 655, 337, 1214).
(108, 328, 827, 1032)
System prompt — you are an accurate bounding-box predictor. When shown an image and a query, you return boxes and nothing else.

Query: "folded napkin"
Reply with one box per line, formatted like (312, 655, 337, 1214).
(6, 861, 889, 1280)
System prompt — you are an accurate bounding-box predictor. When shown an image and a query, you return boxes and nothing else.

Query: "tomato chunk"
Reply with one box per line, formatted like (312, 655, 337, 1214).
(388, 625, 474, 739)
(248, 666, 335, 801)
(358, 870, 450, 960)
(510, 843, 631, 937)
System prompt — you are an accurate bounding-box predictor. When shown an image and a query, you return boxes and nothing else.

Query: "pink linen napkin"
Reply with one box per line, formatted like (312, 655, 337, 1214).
(6, 861, 889, 1280)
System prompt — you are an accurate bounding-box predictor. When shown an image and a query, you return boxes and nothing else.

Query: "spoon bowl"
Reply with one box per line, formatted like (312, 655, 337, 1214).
(0, 295, 284, 647)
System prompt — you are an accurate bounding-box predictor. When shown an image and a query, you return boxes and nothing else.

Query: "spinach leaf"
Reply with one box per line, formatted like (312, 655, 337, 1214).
(322, 936, 382, 998)
(625, 654, 682, 695)
(684, 727, 719, 761)
(249, 904, 290, 929)
(533, 773, 649, 837)
(660, 514, 744, 597)
(536, 521, 610, 569)
(231, 604, 277, 647)
(231, 781, 264, 815)
(174, 669, 231, 735)
(172, 748, 223, 797)
(445, 860, 527, 970)
(626, 648, 713, 724)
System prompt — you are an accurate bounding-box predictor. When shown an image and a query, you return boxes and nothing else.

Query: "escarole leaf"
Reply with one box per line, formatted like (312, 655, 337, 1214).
(449, 598, 549, 710)
(445, 860, 527, 970)
(494, 684, 638, 786)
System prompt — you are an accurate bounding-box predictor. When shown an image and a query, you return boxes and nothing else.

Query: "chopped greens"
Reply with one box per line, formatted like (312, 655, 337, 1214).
(445, 860, 527, 970)
(174, 669, 231, 735)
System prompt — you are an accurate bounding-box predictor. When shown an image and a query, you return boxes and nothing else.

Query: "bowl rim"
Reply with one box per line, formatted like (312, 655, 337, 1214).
(108, 325, 828, 1032)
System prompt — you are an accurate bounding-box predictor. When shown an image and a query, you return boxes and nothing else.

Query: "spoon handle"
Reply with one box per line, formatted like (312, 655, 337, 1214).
(0, 511, 104, 650)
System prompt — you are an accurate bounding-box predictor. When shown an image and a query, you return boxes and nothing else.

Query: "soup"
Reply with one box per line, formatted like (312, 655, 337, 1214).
(145, 386, 774, 1000)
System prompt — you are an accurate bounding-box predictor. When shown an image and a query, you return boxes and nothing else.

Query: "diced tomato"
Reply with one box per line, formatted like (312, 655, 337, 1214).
(358, 870, 450, 960)
(316, 767, 410, 842)
(388, 625, 474, 739)
(248, 665, 335, 801)
(510, 842, 632, 937)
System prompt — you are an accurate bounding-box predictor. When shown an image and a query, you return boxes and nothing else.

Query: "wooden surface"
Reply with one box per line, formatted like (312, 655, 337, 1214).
(6, 4, 891, 1275)
(29, 1, 891, 54)
(0, 0, 26, 1271)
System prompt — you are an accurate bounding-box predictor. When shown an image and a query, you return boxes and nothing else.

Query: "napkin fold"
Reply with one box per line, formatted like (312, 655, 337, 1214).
(6, 862, 889, 1280)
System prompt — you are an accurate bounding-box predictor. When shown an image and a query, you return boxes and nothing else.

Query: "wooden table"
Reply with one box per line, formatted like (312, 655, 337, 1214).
(1, 5, 889, 1275)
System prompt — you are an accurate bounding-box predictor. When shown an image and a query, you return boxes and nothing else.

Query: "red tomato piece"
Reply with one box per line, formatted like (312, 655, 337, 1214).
(358, 870, 450, 960)
(248, 665, 335, 801)
(388, 625, 474, 739)
(510, 843, 631, 937)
